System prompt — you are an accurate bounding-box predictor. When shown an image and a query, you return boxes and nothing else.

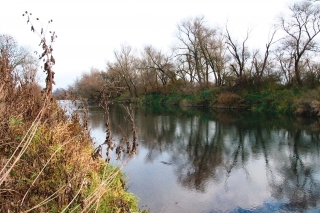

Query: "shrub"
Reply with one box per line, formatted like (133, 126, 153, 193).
(243, 89, 296, 113)
(180, 98, 193, 107)
(217, 92, 241, 108)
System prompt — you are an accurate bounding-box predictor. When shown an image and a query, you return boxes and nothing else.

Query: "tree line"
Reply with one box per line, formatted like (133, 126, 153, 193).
(59, 1, 320, 100)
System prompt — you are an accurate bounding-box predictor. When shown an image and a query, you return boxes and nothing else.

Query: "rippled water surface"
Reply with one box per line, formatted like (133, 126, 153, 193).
(86, 103, 320, 213)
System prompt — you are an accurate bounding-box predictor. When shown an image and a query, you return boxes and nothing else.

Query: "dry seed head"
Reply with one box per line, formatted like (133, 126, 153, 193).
(51, 55, 55, 64)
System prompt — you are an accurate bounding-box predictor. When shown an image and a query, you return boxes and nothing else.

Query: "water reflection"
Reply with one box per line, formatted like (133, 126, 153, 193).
(88, 104, 320, 212)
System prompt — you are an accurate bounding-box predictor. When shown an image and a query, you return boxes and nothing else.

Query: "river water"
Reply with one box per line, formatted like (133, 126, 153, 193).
(86, 103, 320, 213)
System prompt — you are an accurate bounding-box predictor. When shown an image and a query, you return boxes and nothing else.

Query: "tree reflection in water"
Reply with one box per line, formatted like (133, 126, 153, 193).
(88, 104, 320, 212)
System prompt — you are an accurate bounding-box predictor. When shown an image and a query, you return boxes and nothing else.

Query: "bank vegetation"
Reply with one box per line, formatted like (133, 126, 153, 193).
(0, 13, 142, 212)
(59, 0, 320, 116)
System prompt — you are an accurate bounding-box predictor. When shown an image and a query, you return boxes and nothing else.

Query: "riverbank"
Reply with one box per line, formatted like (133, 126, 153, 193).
(0, 86, 142, 211)
(115, 86, 320, 117)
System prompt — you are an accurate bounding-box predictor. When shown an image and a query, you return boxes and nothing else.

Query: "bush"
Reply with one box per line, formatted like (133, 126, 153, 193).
(243, 89, 296, 113)
(293, 87, 320, 116)
(217, 92, 241, 108)
(179, 98, 193, 107)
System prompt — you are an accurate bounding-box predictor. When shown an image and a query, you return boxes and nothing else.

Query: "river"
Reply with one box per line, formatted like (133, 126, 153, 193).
(86, 103, 320, 213)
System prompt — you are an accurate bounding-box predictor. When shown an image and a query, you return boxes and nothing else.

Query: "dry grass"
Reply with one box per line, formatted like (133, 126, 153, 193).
(217, 92, 241, 108)
(0, 13, 141, 213)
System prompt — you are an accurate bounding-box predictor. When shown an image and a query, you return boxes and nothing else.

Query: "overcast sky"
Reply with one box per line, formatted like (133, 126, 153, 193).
(1, 0, 294, 89)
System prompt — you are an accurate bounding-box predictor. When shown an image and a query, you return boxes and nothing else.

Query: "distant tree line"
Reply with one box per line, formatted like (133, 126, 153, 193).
(62, 0, 320, 100)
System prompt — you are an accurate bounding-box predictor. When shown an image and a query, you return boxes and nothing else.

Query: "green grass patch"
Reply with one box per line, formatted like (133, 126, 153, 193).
(242, 89, 296, 113)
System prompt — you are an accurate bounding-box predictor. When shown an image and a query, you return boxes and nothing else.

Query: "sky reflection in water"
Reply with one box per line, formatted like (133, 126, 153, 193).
(87, 103, 320, 213)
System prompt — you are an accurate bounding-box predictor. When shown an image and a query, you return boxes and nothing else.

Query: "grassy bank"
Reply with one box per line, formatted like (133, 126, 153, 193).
(0, 14, 145, 212)
(0, 47, 141, 213)
(130, 86, 320, 116)
(0, 93, 141, 212)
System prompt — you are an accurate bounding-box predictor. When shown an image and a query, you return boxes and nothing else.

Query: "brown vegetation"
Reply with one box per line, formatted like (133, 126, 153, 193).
(0, 12, 140, 212)
(217, 92, 242, 108)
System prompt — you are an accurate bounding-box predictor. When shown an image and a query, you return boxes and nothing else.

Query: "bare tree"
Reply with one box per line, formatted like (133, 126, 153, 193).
(138, 47, 161, 93)
(0, 34, 41, 108)
(175, 16, 213, 89)
(74, 68, 105, 100)
(225, 27, 251, 79)
(250, 30, 278, 84)
(0, 35, 30, 70)
(197, 27, 228, 87)
(278, 0, 320, 86)
(107, 44, 139, 98)
(143, 45, 176, 86)
(174, 16, 231, 89)
(0, 35, 38, 84)
(275, 48, 295, 85)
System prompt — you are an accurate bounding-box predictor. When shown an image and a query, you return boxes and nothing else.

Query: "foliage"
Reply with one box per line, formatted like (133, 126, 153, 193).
(140, 84, 320, 115)
(141, 87, 220, 107)
(242, 89, 297, 113)
(293, 86, 320, 116)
